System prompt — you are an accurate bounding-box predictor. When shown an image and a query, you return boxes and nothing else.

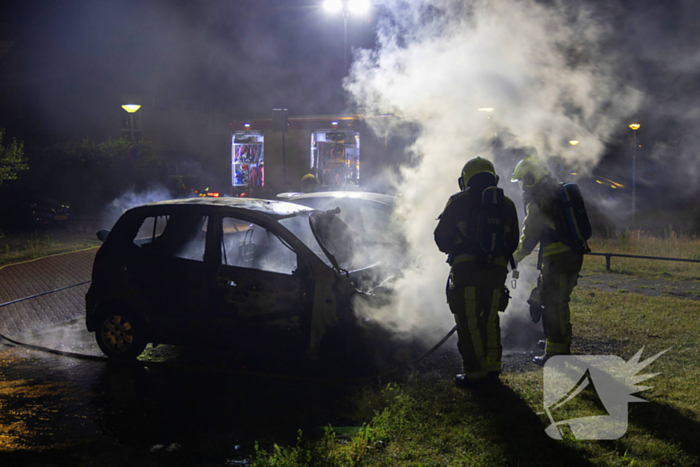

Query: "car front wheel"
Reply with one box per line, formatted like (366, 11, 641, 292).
(95, 309, 147, 359)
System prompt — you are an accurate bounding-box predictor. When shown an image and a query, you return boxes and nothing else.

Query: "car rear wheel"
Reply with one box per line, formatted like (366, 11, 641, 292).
(95, 308, 147, 359)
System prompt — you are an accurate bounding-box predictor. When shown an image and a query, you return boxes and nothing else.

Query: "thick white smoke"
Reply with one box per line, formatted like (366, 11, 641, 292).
(100, 186, 173, 231)
(346, 0, 642, 342)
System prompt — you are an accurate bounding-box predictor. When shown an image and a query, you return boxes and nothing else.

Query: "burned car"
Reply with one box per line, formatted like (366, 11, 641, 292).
(86, 197, 394, 364)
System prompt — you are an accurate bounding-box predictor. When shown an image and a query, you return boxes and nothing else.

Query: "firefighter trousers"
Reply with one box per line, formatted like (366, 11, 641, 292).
(535, 249, 584, 356)
(447, 259, 508, 380)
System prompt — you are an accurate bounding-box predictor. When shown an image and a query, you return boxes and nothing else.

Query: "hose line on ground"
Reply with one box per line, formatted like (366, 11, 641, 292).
(0, 280, 92, 309)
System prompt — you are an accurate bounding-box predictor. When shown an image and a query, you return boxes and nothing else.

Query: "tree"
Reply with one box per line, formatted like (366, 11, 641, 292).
(21, 137, 167, 215)
(0, 129, 28, 185)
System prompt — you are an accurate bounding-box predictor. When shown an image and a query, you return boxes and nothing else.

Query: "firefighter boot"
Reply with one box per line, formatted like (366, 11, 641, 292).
(533, 354, 551, 366)
(454, 374, 486, 389)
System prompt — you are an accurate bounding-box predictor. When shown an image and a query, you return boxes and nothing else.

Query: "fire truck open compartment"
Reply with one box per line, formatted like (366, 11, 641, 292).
(229, 115, 412, 197)
(311, 129, 360, 188)
(232, 131, 264, 196)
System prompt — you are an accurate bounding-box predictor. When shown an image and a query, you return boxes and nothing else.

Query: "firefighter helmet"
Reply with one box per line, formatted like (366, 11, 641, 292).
(459, 157, 498, 191)
(511, 156, 550, 189)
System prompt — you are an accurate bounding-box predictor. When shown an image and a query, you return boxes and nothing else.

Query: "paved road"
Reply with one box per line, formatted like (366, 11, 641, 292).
(0, 248, 96, 337)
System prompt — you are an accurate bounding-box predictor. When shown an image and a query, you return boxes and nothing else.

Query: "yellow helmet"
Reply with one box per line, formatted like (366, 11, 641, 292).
(511, 156, 550, 189)
(459, 157, 497, 191)
(300, 173, 320, 193)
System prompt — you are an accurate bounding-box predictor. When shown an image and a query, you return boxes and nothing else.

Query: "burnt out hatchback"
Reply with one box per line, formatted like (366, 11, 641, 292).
(86, 197, 393, 364)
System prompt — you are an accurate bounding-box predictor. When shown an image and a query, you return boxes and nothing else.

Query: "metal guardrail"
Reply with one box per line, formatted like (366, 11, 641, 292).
(587, 252, 700, 271)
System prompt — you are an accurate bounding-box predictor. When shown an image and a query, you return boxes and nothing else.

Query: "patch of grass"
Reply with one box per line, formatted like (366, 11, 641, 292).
(253, 289, 700, 466)
(0, 229, 99, 267)
(584, 230, 700, 281)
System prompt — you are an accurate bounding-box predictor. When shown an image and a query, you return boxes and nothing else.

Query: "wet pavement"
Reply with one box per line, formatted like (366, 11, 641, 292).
(0, 248, 95, 337)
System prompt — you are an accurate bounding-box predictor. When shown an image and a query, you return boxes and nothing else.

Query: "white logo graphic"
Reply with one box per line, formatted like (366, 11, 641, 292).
(542, 347, 669, 440)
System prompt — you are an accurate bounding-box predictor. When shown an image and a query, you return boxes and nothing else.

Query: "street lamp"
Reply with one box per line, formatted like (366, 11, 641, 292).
(121, 104, 141, 142)
(322, 0, 371, 72)
(629, 122, 640, 220)
(569, 140, 579, 146)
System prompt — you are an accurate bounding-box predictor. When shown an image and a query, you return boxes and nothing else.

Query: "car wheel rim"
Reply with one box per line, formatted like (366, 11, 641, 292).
(100, 315, 135, 353)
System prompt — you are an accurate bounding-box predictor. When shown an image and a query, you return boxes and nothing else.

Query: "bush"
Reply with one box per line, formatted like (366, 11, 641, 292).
(16, 138, 166, 215)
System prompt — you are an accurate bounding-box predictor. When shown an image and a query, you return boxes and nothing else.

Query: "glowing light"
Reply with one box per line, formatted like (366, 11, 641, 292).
(332, 121, 338, 126)
(629, 123, 640, 131)
(121, 104, 141, 113)
(597, 176, 624, 188)
(244, 123, 250, 128)
(569, 140, 579, 146)
(478, 108, 494, 112)
(322, 0, 343, 13)
(348, 0, 370, 14)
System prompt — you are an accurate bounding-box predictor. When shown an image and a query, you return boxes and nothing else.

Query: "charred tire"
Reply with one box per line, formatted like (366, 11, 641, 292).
(95, 307, 147, 360)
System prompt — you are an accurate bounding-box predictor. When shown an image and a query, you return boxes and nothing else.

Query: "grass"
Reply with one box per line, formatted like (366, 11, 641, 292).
(251, 231, 700, 466)
(583, 229, 700, 281)
(0, 228, 100, 267)
(253, 288, 700, 466)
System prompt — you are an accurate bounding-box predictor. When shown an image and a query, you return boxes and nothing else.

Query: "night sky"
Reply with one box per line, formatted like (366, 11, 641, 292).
(0, 0, 376, 141)
(1, 0, 699, 209)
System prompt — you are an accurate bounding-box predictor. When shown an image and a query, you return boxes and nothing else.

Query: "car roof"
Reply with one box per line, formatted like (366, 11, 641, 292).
(276, 191, 395, 207)
(138, 197, 313, 219)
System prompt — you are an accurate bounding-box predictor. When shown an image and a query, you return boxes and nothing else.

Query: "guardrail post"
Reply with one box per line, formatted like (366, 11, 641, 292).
(605, 254, 611, 272)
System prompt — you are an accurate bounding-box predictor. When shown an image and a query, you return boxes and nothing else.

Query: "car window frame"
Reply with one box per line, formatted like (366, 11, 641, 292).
(112, 205, 219, 266)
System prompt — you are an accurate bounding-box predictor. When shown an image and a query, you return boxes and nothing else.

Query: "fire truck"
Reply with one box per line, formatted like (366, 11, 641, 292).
(229, 113, 414, 197)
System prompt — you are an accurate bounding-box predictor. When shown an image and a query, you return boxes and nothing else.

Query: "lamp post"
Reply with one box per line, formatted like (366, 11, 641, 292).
(322, 0, 370, 73)
(121, 104, 141, 142)
(629, 122, 640, 221)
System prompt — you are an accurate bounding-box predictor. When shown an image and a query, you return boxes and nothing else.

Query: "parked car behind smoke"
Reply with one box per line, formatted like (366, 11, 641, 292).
(86, 197, 398, 369)
(0, 188, 72, 230)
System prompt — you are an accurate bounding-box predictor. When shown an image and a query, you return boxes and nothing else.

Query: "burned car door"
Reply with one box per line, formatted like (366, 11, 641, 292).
(126, 210, 213, 343)
(211, 215, 312, 349)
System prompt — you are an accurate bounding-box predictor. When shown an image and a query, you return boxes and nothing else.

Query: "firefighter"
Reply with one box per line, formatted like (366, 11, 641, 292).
(300, 173, 320, 193)
(434, 157, 519, 387)
(510, 156, 587, 365)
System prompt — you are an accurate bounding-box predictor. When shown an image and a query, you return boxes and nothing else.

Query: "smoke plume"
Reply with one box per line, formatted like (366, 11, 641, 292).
(100, 186, 173, 231)
(346, 0, 642, 344)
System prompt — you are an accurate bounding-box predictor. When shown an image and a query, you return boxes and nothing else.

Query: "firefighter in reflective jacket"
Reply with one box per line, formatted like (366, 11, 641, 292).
(434, 157, 519, 386)
(511, 156, 587, 365)
(301, 173, 321, 193)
